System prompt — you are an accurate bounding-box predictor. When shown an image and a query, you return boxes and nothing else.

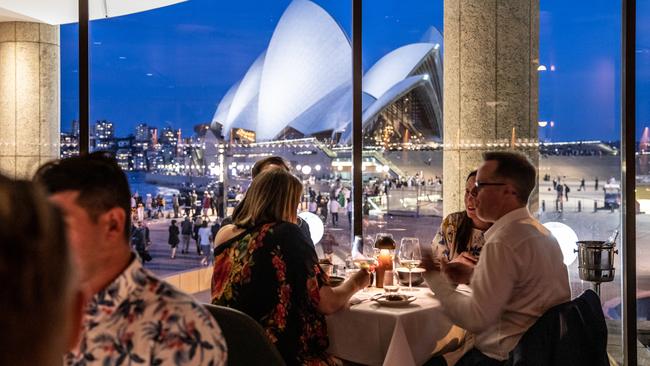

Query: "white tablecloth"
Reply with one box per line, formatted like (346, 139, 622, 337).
(326, 288, 465, 366)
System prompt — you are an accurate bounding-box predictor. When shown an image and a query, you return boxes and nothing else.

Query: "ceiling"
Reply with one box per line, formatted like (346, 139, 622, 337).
(0, 0, 185, 25)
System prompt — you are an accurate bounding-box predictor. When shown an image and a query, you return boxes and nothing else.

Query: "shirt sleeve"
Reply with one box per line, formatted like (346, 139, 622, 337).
(423, 238, 518, 333)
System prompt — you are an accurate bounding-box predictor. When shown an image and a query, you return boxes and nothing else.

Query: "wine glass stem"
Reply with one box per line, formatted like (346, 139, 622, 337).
(408, 270, 412, 290)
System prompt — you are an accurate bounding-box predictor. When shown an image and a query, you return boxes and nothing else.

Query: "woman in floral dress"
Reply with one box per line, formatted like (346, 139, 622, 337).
(211, 169, 369, 366)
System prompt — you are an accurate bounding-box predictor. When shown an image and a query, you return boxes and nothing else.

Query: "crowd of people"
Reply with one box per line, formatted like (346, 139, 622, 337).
(2, 151, 576, 366)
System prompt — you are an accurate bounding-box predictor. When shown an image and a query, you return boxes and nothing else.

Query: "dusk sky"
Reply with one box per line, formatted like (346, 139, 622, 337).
(60, 0, 649, 141)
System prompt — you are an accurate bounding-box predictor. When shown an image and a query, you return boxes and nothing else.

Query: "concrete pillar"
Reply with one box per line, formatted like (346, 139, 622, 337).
(443, 0, 539, 215)
(0, 22, 60, 179)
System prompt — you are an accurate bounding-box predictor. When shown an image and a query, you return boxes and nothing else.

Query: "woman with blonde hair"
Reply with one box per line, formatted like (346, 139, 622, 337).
(211, 169, 369, 365)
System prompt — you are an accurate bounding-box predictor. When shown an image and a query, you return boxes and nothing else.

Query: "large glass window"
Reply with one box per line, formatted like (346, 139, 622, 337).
(360, 0, 443, 253)
(60, 24, 80, 159)
(53, 0, 649, 359)
(637, 0, 650, 361)
(537, 0, 624, 360)
(78, 0, 352, 277)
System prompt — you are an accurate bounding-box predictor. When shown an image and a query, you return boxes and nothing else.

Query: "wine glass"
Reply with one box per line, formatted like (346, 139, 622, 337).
(397, 237, 421, 292)
(352, 256, 377, 291)
(374, 232, 393, 243)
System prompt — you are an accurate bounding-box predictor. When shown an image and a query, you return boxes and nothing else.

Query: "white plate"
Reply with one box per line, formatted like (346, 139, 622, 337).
(371, 293, 417, 307)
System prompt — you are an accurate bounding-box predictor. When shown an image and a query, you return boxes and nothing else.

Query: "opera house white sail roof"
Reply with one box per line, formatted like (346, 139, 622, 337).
(212, 0, 443, 144)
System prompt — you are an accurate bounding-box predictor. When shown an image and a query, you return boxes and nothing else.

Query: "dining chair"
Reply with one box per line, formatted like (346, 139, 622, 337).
(506, 289, 609, 366)
(203, 303, 287, 366)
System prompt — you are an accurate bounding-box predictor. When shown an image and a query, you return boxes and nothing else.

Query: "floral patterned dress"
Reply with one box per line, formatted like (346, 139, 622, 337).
(211, 222, 335, 366)
(432, 211, 486, 262)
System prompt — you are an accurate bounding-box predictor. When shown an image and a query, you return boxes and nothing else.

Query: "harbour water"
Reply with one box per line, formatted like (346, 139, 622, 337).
(127, 172, 179, 199)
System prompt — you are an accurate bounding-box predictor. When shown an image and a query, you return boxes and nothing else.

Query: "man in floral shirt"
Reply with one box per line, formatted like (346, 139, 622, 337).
(35, 152, 227, 365)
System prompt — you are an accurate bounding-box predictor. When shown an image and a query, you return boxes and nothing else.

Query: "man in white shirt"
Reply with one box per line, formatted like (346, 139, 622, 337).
(423, 151, 571, 365)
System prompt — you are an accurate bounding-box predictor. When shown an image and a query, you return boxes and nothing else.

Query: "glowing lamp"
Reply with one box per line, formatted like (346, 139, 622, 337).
(298, 211, 324, 245)
(543, 222, 578, 266)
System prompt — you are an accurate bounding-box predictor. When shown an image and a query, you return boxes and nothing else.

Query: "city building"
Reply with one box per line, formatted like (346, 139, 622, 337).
(93, 120, 116, 151)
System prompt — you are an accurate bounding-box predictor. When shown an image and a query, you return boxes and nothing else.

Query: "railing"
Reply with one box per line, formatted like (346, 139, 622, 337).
(368, 186, 442, 217)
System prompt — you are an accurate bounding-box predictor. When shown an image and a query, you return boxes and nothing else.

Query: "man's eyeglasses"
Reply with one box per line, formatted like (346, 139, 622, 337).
(471, 181, 507, 197)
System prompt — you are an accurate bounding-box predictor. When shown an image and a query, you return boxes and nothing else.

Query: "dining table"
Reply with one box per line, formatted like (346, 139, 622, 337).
(326, 286, 468, 366)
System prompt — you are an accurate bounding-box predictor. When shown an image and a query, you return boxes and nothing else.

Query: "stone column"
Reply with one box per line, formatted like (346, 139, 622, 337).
(443, 0, 539, 215)
(0, 22, 60, 179)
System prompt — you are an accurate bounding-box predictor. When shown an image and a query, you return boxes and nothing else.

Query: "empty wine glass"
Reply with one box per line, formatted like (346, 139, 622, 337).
(397, 237, 421, 292)
(374, 232, 393, 243)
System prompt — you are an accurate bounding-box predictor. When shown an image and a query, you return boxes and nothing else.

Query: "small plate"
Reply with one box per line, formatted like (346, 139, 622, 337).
(371, 293, 417, 307)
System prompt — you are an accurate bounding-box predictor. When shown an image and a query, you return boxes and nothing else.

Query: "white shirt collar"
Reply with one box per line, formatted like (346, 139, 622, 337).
(484, 206, 532, 241)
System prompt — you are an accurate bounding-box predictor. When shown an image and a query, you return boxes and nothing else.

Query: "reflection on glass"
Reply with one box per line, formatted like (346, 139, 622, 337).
(638, 1, 650, 361)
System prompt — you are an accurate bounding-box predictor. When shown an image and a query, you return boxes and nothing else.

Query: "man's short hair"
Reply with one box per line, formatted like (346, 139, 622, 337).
(251, 156, 290, 178)
(483, 151, 536, 204)
(0, 175, 74, 365)
(34, 151, 132, 241)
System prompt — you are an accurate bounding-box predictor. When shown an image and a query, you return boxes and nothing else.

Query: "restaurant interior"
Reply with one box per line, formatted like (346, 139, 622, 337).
(0, 0, 647, 365)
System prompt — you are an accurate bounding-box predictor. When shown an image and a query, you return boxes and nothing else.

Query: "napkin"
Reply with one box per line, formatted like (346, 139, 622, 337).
(349, 297, 363, 305)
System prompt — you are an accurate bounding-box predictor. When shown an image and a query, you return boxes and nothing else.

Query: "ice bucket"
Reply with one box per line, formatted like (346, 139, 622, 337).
(575, 240, 618, 283)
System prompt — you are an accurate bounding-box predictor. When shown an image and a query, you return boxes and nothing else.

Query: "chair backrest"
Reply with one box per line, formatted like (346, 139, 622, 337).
(204, 303, 286, 366)
(507, 289, 609, 366)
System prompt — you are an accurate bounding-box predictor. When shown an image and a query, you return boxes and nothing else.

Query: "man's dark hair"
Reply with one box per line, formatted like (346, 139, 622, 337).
(251, 156, 290, 178)
(34, 151, 132, 241)
(483, 151, 536, 204)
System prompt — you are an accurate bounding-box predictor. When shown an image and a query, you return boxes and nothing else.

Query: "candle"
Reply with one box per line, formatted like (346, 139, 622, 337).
(378, 249, 393, 269)
(375, 249, 393, 288)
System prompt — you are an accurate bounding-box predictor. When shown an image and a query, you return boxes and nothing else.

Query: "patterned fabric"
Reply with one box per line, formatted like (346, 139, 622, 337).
(432, 211, 486, 262)
(211, 222, 335, 366)
(65, 257, 227, 366)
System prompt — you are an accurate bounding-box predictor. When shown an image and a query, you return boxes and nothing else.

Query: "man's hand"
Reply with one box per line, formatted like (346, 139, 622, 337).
(420, 245, 445, 272)
(443, 253, 476, 284)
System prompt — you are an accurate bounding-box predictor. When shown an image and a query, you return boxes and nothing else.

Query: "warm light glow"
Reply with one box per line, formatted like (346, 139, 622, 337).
(538, 121, 548, 127)
(537, 65, 547, 71)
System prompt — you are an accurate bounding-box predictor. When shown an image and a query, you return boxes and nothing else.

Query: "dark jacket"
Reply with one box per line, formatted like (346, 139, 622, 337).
(168, 224, 180, 245)
(506, 289, 608, 366)
(181, 220, 193, 235)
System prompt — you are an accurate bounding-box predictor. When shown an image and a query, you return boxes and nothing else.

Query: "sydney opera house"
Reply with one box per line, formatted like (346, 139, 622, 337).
(210, 0, 442, 149)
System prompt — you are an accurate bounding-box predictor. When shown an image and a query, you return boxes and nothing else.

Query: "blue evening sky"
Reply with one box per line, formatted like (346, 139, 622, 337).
(60, 0, 649, 141)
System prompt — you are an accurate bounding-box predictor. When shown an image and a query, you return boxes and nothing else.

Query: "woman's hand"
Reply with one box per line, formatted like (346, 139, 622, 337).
(349, 268, 371, 291)
(318, 269, 371, 315)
